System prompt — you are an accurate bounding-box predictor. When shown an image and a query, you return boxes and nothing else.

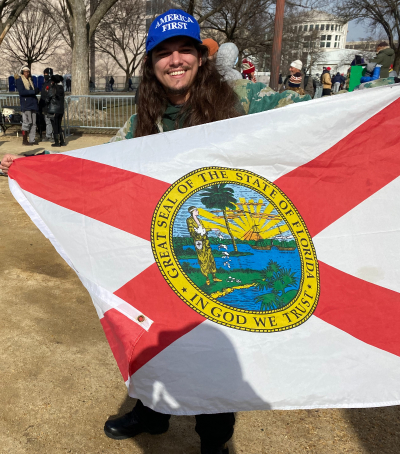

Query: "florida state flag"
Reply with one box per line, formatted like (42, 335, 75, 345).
(8, 84, 400, 414)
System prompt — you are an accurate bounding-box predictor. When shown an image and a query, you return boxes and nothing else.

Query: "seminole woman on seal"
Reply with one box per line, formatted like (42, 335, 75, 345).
(186, 206, 222, 286)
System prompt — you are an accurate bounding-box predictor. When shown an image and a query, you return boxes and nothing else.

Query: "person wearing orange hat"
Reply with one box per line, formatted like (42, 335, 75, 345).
(242, 59, 256, 82)
(202, 38, 219, 61)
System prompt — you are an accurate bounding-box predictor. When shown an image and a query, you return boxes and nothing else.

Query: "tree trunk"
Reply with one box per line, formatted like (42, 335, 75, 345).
(90, 33, 96, 85)
(90, 0, 97, 86)
(124, 71, 130, 91)
(223, 209, 238, 252)
(71, 1, 89, 95)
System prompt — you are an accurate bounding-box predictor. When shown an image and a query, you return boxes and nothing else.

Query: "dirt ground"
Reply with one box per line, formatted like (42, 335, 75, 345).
(1, 133, 400, 454)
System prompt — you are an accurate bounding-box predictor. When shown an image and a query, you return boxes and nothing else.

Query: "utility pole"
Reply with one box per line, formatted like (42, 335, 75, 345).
(269, 0, 285, 91)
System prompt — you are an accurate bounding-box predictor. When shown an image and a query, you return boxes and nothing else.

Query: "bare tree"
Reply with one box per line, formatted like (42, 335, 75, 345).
(41, 0, 73, 48)
(56, 50, 73, 74)
(96, 53, 119, 78)
(201, 0, 275, 64)
(2, 4, 61, 69)
(334, 0, 400, 72)
(280, 12, 325, 75)
(41, 0, 118, 95)
(0, 0, 30, 45)
(3, 54, 21, 76)
(96, 0, 147, 91)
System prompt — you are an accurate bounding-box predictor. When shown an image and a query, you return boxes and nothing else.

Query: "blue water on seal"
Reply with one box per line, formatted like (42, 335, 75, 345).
(178, 243, 301, 311)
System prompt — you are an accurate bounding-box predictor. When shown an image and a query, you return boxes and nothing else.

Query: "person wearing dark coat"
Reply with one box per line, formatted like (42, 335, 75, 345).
(16, 66, 40, 145)
(47, 75, 66, 147)
(109, 76, 115, 91)
(331, 72, 342, 93)
(39, 67, 54, 141)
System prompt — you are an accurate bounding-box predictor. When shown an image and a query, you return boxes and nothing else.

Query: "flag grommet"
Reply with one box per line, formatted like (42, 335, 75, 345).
(137, 315, 146, 323)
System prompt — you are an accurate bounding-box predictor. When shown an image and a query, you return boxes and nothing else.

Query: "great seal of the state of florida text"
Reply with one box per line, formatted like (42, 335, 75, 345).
(151, 167, 320, 333)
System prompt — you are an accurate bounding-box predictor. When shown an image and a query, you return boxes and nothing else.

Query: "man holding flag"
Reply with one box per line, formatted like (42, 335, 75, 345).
(102, 10, 242, 454)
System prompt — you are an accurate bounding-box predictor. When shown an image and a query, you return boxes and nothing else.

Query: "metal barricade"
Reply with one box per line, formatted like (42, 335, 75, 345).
(65, 95, 137, 132)
(1, 94, 137, 135)
(0, 94, 21, 107)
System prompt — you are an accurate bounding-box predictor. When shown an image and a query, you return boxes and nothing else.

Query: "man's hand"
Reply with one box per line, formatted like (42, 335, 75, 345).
(0, 154, 23, 175)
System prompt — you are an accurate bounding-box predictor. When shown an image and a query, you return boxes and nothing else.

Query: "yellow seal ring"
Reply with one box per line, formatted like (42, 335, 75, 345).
(151, 167, 320, 333)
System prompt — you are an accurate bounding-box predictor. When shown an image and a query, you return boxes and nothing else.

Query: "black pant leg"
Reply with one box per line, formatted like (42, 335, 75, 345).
(50, 117, 56, 136)
(58, 114, 63, 135)
(133, 399, 171, 431)
(195, 412, 235, 450)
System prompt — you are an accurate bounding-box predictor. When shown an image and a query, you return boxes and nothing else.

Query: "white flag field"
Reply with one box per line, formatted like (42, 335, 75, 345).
(8, 84, 400, 415)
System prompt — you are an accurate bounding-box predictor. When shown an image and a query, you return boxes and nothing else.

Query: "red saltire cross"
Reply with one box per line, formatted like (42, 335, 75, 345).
(9, 97, 400, 382)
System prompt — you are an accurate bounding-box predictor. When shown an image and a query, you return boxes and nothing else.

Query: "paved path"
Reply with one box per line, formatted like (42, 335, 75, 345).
(1, 134, 399, 454)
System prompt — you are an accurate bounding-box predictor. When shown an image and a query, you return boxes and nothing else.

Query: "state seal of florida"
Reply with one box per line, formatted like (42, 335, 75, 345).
(151, 167, 320, 332)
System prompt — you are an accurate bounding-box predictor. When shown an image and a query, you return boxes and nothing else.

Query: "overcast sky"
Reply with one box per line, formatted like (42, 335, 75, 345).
(346, 20, 371, 41)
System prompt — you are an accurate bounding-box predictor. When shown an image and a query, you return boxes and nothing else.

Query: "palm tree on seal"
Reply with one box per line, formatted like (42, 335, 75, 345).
(200, 184, 238, 252)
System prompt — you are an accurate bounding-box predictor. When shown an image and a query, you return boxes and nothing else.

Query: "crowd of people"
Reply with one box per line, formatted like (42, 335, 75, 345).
(15, 66, 66, 147)
(1, 8, 400, 454)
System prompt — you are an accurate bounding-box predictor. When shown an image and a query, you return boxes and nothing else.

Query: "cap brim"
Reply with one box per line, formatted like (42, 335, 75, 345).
(147, 31, 202, 53)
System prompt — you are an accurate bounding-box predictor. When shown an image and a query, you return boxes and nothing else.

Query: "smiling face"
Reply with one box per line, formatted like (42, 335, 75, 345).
(23, 70, 30, 78)
(152, 36, 202, 104)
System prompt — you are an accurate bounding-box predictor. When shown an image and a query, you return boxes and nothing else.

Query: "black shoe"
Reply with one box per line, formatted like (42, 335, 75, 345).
(104, 409, 169, 440)
(201, 443, 229, 454)
(51, 134, 61, 147)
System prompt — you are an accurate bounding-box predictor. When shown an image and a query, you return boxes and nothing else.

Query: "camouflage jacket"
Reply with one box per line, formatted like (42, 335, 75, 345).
(109, 80, 312, 142)
(354, 77, 397, 91)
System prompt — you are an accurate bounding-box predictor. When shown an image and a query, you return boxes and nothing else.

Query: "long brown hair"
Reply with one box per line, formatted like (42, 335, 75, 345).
(135, 42, 242, 138)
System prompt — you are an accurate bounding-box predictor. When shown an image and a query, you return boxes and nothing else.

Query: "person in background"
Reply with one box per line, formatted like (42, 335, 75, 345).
(202, 38, 219, 62)
(89, 78, 95, 92)
(370, 42, 395, 78)
(242, 59, 256, 82)
(321, 67, 332, 96)
(16, 66, 40, 146)
(345, 67, 351, 90)
(282, 60, 303, 91)
(109, 75, 115, 91)
(66, 76, 71, 92)
(340, 73, 346, 90)
(331, 72, 342, 93)
(388, 65, 398, 78)
(284, 72, 305, 95)
(47, 74, 66, 147)
(216, 43, 242, 81)
(128, 78, 133, 91)
(39, 67, 54, 142)
(312, 73, 322, 98)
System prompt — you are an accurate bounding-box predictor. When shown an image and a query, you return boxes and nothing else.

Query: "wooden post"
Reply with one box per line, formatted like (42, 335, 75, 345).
(270, 0, 285, 91)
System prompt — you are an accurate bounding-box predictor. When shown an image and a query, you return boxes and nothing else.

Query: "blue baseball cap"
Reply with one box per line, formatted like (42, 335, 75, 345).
(146, 9, 202, 54)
